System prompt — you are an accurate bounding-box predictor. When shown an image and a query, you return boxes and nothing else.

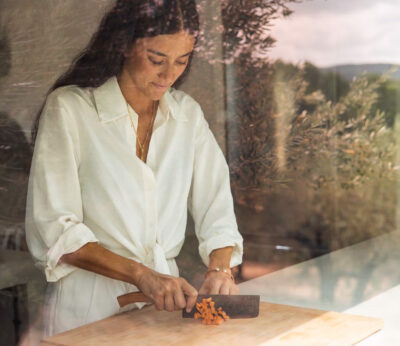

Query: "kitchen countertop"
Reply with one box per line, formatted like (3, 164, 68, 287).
(40, 231, 399, 345)
(238, 230, 400, 344)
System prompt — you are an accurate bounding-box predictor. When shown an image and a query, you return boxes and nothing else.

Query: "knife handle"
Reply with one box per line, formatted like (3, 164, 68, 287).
(117, 291, 153, 308)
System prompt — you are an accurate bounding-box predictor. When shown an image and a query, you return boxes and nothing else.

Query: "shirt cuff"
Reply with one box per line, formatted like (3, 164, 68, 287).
(45, 223, 98, 282)
(199, 233, 243, 268)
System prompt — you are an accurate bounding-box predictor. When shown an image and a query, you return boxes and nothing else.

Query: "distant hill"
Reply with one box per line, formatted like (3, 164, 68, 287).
(321, 64, 400, 81)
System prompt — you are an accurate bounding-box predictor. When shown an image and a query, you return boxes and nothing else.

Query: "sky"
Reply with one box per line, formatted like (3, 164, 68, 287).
(268, 0, 400, 67)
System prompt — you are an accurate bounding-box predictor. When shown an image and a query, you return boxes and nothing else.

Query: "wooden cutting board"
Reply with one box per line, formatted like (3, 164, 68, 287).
(41, 302, 382, 345)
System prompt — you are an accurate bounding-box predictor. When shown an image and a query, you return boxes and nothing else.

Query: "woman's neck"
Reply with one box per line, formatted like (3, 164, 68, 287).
(117, 73, 155, 117)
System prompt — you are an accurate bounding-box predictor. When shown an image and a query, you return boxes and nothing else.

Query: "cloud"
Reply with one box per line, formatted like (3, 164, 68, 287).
(268, 0, 400, 67)
(287, 0, 399, 15)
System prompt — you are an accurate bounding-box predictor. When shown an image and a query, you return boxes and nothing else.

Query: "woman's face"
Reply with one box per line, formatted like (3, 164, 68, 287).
(121, 31, 195, 101)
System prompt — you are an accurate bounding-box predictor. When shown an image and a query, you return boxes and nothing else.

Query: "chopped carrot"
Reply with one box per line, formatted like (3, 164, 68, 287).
(194, 297, 230, 325)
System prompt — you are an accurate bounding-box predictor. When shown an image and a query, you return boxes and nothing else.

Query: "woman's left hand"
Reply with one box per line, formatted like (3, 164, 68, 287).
(198, 271, 239, 295)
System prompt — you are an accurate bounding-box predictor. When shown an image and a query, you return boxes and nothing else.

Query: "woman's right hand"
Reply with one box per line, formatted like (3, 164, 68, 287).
(135, 266, 198, 313)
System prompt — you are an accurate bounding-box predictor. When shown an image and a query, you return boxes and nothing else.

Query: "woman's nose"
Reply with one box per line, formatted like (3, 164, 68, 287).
(158, 64, 176, 84)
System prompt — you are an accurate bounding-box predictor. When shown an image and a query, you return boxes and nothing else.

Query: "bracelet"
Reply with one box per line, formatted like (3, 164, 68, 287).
(205, 267, 234, 281)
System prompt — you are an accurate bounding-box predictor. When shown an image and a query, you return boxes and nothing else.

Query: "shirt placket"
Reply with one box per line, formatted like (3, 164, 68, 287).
(127, 108, 171, 274)
(141, 159, 171, 275)
(142, 164, 157, 247)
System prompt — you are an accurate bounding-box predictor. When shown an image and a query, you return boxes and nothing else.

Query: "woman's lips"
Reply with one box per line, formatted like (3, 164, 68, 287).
(152, 82, 168, 90)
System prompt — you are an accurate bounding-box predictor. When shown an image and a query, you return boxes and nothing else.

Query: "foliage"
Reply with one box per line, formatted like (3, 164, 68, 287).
(303, 62, 350, 103)
(229, 59, 398, 251)
(195, 0, 298, 65)
(367, 74, 400, 127)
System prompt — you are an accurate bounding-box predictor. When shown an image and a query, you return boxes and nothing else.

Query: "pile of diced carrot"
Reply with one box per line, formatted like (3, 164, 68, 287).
(194, 297, 230, 325)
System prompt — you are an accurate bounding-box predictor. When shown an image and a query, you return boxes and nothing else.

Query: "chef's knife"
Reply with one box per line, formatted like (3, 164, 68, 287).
(182, 294, 260, 319)
(117, 292, 260, 319)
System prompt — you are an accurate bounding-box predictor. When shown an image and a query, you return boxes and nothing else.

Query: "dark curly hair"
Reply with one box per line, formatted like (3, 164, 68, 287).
(31, 0, 200, 146)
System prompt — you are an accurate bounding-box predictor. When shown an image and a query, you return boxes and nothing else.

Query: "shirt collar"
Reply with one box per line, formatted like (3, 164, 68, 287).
(93, 76, 187, 123)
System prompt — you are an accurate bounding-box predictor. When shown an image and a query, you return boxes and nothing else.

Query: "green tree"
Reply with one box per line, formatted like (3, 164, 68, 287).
(367, 74, 400, 127)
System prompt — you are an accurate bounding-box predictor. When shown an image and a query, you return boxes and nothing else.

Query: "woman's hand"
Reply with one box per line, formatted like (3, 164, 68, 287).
(135, 266, 198, 313)
(198, 271, 239, 295)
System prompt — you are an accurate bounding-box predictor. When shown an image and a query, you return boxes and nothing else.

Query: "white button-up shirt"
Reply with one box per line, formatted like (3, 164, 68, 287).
(25, 76, 243, 334)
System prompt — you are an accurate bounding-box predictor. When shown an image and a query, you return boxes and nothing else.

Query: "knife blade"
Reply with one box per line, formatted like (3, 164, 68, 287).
(182, 294, 260, 319)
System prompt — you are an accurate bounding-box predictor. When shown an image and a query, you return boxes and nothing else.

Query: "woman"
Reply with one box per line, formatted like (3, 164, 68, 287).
(25, 0, 243, 336)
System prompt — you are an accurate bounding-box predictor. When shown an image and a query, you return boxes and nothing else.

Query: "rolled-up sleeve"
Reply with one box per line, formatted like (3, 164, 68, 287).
(188, 107, 243, 268)
(25, 91, 98, 282)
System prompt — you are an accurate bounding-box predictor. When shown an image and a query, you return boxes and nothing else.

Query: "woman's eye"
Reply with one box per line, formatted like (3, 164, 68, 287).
(176, 60, 188, 66)
(148, 57, 164, 65)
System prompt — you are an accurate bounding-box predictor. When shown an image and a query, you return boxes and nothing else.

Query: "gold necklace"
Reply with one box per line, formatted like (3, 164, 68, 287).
(126, 100, 157, 161)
